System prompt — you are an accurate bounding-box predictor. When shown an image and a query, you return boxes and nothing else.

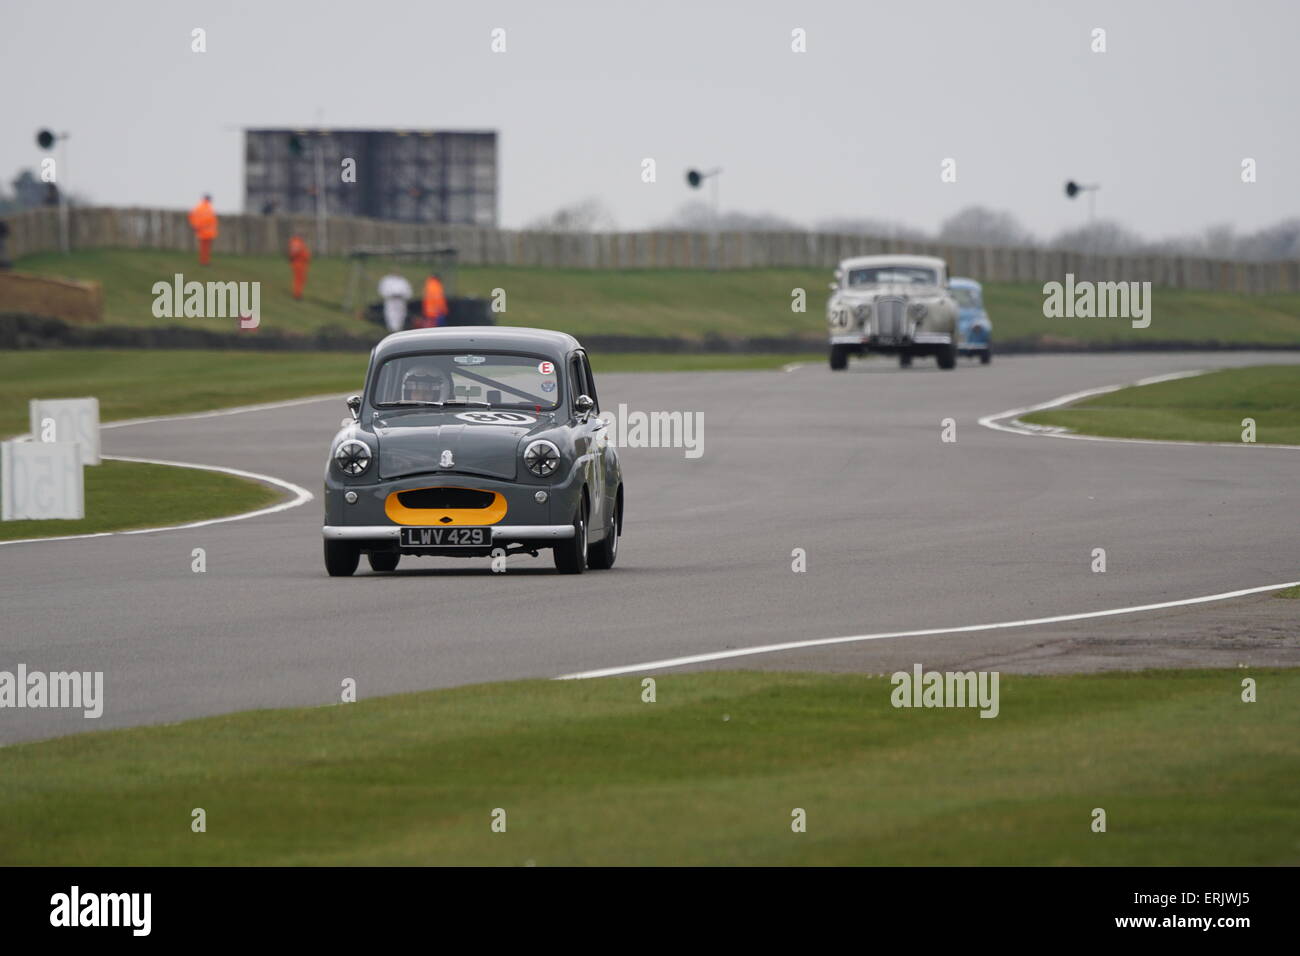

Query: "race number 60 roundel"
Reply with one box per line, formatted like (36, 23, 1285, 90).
(454, 411, 538, 425)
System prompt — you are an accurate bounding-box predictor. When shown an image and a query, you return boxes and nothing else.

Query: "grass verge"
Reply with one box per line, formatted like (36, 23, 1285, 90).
(1021, 365, 1300, 444)
(0, 458, 283, 542)
(18, 250, 1300, 346)
(1, 669, 1296, 865)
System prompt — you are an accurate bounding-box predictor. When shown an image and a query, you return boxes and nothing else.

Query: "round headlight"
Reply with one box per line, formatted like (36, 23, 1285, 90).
(334, 439, 371, 476)
(854, 303, 872, 320)
(523, 440, 561, 478)
(908, 302, 929, 320)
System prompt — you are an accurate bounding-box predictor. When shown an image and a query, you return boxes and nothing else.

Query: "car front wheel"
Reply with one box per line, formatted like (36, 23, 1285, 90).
(936, 343, 957, 370)
(980, 342, 992, 365)
(899, 353, 913, 368)
(324, 539, 360, 577)
(367, 551, 400, 573)
(588, 491, 621, 570)
(829, 345, 849, 371)
(553, 501, 588, 574)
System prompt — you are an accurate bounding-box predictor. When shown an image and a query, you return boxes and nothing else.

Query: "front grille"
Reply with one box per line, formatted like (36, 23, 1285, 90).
(874, 297, 906, 340)
(397, 487, 495, 510)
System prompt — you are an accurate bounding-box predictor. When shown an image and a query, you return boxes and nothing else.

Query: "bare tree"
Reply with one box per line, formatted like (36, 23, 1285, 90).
(525, 197, 617, 232)
(938, 206, 1033, 247)
(657, 201, 802, 231)
(815, 216, 928, 242)
(1049, 219, 1144, 256)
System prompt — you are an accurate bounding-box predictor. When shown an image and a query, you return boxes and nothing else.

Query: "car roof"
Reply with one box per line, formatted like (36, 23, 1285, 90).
(837, 254, 948, 272)
(947, 276, 982, 289)
(372, 326, 583, 363)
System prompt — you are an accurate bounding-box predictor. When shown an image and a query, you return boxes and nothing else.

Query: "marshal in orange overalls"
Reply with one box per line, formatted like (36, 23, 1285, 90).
(420, 274, 448, 328)
(188, 196, 219, 265)
(287, 235, 311, 300)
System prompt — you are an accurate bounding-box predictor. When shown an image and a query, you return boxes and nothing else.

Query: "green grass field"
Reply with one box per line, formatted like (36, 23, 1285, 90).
(18, 249, 1300, 346)
(1021, 365, 1300, 444)
(0, 458, 281, 542)
(0, 668, 1295, 865)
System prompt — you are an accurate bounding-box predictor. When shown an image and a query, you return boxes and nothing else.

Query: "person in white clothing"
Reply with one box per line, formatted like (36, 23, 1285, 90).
(377, 272, 414, 333)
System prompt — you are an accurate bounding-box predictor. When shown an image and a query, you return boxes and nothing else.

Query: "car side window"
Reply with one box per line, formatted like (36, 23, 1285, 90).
(569, 355, 585, 415)
(578, 352, 599, 414)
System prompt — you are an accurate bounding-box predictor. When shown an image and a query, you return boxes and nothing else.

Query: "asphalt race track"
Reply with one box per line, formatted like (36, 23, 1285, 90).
(2, 352, 1297, 744)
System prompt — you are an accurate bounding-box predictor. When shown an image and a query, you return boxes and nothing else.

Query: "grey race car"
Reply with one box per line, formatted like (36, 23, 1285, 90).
(322, 327, 624, 576)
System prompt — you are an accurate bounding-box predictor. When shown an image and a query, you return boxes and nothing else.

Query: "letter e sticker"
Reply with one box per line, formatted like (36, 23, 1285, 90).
(538, 361, 554, 375)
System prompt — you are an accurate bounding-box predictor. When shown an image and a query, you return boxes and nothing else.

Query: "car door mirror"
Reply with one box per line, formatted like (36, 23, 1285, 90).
(574, 394, 595, 419)
(346, 395, 361, 421)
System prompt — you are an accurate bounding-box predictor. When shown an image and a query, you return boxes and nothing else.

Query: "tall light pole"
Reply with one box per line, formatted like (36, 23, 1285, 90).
(1065, 179, 1101, 267)
(686, 167, 723, 267)
(36, 129, 71, 255)
(314, 135, 327, 255)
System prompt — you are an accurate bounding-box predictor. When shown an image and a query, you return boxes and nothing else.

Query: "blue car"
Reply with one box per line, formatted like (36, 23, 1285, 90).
(948, 277, 992, 364)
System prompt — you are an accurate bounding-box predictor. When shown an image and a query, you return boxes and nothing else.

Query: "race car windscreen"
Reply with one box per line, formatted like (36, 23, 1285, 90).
(372, 352, 562, 409)
(951, 287, 981, 307)
(847, 266, 938, 286)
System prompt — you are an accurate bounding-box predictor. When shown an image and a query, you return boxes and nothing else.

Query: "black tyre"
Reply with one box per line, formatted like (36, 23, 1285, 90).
(324, 539, 360, 577)
(829, 345, 849, 371)
(899, 353, 913, 368)
(979, 343, 992, 365)
(587, 490, 621, 570)
(553, 499, 588, 574)
(936, 343, 957, 370)
(367, 551, 400, 573)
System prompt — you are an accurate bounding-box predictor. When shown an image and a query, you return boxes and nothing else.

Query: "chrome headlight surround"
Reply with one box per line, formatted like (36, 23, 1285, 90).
(523, 439, 561, 478)
(334, 439, 372, 477)
(854, 303, 872, 322)
(908, 302, 929, 321)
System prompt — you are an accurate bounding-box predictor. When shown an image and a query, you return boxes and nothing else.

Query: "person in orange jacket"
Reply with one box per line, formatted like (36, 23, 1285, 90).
(287, 234, 311, 300)
(420, 272, 449, 328)
(188, 194, 219, 266)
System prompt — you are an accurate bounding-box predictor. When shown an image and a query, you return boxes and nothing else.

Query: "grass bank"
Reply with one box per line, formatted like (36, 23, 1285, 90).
(1, 668, 1295, 865)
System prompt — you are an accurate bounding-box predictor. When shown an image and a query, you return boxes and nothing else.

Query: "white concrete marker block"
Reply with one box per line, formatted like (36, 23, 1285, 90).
(29, 398, 101, 465)
(2, 441, 85, 520)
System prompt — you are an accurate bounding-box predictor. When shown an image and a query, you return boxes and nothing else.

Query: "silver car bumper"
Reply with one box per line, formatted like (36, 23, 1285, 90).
(322, 525, 575, 541)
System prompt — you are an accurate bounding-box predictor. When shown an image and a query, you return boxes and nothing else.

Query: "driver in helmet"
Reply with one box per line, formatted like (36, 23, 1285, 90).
(400, 363, 450, 403)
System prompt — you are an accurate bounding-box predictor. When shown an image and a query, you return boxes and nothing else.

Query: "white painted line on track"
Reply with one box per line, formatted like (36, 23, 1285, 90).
(556, 580, 1300, 679)
(98, 393, 351, 431)
(978, 369, 1300, 449)
(561, 367, 1300, 680)
(0, 392, 338, 545)
(0, 455, 313, 547)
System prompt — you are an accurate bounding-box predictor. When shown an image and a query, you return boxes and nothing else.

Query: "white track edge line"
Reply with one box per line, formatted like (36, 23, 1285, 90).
(560, 368, 1300, 679)
(978, 369, 1300, 449)
(0, 455, 313, 547)
(556, 580, 1300, 679)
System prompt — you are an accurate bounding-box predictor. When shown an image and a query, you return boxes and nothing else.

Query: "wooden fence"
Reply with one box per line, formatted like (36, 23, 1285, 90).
(5, 206, 1299, 294)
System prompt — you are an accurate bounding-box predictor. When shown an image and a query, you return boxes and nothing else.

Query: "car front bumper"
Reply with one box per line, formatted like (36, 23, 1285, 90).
(322, 524, 575, 541)
(323, 463, 587, 552)
(830, 332, 953, 348)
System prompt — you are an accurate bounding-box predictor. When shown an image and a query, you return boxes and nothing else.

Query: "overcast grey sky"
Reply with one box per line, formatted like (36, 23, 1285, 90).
(3, 0, 1297, 239)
